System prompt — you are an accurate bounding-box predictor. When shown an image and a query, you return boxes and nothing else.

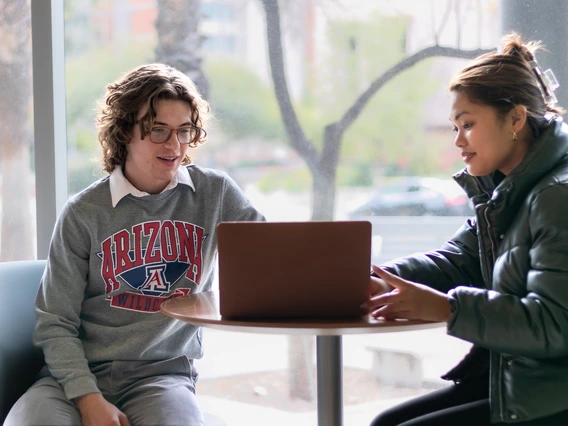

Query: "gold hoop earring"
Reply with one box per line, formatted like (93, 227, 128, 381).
(513, 132, 518, 141)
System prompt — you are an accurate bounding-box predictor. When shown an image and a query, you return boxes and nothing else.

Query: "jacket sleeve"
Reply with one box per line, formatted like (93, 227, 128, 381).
(33, 201, 100, 400)
(382, 217, 484, 294)
(449, 184, 568, 358)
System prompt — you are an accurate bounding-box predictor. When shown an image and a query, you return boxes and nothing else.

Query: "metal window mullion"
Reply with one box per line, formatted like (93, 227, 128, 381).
(31, 0, 68, 259)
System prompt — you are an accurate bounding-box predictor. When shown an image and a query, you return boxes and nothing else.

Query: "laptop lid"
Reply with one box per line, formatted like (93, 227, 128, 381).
(217, 221, 372, 319)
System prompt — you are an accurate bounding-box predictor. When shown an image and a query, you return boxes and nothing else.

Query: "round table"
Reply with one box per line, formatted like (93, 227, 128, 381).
(160, 291, 443, 426)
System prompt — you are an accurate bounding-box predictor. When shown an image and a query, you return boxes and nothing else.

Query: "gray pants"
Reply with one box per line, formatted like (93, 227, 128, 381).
(5, 355, 204, 426)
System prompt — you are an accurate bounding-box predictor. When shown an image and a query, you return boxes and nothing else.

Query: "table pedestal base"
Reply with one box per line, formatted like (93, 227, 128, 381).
(160, 292, 442, 426)
(316, 335, 343, 426)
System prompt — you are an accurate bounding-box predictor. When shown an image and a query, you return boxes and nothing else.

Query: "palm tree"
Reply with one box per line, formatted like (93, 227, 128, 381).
(155, 0, 209, 99)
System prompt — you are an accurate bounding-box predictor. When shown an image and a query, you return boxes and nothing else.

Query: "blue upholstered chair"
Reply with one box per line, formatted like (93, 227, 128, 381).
(0, 260, 46, 424)
(0, 260, 225, 426)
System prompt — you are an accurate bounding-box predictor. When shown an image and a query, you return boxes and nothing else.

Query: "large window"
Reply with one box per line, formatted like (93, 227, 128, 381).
(3, 0, 564, 424)
(0, 0, 35, 261)
(60, 2, 486, 423)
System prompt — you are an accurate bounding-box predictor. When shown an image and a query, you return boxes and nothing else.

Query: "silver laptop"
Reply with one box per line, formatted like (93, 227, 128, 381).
(217, 221, 372, 319)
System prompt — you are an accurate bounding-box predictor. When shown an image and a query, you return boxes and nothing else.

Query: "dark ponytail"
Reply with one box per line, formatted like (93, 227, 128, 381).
(449, 32, 564, 138)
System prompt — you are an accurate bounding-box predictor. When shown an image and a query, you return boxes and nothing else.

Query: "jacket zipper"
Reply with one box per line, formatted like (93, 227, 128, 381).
(471, 176, 493, 288)
(471, 177, 504, 421)
(498, 354, 504, 421)
(483, 204, 504, 422)
(482, 205, 497, 280)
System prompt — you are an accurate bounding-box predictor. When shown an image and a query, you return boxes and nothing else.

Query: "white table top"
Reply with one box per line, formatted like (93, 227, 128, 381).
(160, 291, 444, 336)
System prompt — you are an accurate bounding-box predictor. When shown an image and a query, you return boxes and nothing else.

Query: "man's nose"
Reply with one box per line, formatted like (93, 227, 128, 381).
(164, 130, 180, 147)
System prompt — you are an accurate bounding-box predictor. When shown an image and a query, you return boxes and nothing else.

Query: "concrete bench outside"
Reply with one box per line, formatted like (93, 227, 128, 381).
(366, 346, 424, 388)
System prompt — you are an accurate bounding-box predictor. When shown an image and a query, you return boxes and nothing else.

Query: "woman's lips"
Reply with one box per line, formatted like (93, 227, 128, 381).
(461, 152, 475, 163)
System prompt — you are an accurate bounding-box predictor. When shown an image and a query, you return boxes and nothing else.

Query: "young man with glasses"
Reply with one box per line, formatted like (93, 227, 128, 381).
(5, 63, 265, 426)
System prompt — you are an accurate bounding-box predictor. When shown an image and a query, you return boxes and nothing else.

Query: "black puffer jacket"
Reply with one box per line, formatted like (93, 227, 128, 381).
(384, 117, 568, 423)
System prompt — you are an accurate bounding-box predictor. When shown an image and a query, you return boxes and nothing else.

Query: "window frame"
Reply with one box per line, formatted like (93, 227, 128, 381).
(30, 0, 68, 259)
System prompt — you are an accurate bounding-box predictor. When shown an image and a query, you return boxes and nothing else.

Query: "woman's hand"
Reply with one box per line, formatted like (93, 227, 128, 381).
(75, 393, 130, 426)
(364, 265, 391, 315)
(370, 266, 390, 297)
(369, 267, 453, 322)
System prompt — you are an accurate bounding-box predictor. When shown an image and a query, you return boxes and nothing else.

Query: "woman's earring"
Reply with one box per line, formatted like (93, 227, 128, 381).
(513, 131, 518, 141)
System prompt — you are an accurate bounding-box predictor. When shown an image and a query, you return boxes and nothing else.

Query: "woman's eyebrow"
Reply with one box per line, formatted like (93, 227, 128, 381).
(453, 111, 470, 120)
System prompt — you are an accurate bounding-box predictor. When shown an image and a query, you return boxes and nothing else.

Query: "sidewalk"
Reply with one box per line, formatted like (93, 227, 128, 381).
(194, 327, 472, 425)
(198, 394, 416, 426)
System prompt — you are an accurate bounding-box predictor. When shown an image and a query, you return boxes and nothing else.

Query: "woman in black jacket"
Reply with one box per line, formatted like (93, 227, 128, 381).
(369, 33, 568, 426)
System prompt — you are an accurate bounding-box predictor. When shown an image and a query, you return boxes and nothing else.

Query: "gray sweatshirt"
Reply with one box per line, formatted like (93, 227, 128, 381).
(34, 164, 265, 400)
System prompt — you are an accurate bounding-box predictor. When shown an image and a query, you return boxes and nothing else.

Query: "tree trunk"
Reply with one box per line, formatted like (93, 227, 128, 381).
(287, 335, 315, 401)
(311, 123, 342, 220)
(155, 0, 209, 99)
(311, 170, 335, 221)
(0, 0, 33, 261)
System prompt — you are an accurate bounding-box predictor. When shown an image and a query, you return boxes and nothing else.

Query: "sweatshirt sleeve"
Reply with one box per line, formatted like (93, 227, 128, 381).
(448, 184, 568, 358)
(219, 173, 265, 222)
(34, 201, 100, 400)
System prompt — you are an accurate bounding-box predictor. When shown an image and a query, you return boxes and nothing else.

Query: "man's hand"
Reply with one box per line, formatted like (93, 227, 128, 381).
(368, 267, 452, 322)
(75, 393, 130, 426)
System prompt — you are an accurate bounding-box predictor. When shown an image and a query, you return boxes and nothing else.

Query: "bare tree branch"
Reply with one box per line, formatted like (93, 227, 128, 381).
(477, 0, 482, 46)
(434, 0, 453, 45)
(263, 0, 491, 167)
(262, 0, 492, 221)
(455, 1, 462, 48)
(335, 45, 492, 133)
(261, 0, 319, 170)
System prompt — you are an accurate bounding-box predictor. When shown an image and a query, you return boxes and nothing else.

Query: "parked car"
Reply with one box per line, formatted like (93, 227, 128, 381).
(347, 177, 473, 217)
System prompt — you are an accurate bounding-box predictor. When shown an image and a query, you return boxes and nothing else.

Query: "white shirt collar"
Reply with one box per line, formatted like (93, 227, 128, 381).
(109, 166, 195, 208)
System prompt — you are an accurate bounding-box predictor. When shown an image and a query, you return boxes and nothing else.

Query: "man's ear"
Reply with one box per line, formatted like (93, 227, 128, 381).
(511, 105, 528, 132)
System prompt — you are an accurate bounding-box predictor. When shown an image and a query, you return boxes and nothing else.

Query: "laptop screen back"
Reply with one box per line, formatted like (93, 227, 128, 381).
(217, 221, 372, 319)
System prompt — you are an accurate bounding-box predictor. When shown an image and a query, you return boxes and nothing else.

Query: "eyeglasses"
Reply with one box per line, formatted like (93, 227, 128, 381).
(143, 124, 206, 145)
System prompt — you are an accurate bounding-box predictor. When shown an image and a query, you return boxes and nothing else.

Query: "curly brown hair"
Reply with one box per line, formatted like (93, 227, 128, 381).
(449, 32, 564, 139)
(96, 63, 210, 173)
